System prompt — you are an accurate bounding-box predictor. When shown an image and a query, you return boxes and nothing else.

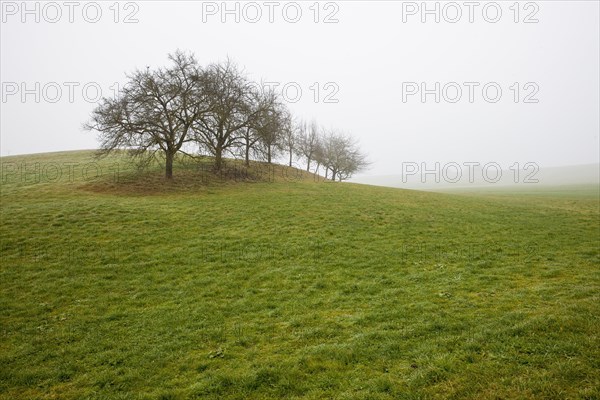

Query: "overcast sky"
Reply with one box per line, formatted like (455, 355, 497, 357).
(1, 0, 598, 177)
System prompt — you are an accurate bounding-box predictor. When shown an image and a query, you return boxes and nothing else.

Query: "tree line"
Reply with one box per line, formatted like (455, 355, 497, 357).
(85, 50, 368, 181)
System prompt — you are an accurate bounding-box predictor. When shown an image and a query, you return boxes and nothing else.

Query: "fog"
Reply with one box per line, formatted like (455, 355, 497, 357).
(353, 163, 600, 190)
(1, 1, 599, 180)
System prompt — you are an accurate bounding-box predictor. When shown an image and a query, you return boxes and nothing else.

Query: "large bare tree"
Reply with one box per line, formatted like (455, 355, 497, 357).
(85, 50, 208, 179)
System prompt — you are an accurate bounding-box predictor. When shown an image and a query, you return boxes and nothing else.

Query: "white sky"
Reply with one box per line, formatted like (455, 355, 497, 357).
(1, 1, 599, 177)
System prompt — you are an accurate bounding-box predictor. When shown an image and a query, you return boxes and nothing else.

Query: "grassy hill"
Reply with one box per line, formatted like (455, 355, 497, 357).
(1, 151, 599, 399)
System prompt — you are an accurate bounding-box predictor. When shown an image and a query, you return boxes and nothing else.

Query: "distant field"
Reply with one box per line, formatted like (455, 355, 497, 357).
(432, 184, 600, 202)
(1, 151, 599, 399)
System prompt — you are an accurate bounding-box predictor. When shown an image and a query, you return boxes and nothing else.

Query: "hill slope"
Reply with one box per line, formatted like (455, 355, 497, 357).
(1, 151, 599, 399)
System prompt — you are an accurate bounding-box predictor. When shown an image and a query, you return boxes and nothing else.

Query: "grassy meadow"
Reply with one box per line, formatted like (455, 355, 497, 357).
(1, 151, 599, 399)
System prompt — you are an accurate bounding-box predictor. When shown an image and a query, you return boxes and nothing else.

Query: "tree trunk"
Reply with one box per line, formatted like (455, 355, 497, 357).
(244, 129, 251, 167)
(267, 145, 272, 164)
(331, 168, 337, 181)
(165, 151, 174, 179)
(215, 146, 223, 171)
(306, 159, 311, 172)
(289, 150, 293, 167)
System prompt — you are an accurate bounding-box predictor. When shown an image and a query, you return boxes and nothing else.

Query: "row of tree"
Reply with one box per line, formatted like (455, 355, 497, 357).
(290, 121, 369, 181)
(85, 50, 368, 181)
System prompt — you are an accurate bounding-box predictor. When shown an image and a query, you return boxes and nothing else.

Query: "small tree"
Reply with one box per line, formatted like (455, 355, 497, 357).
(297, 119, 320, 172)
(282, 115, 297, 167)
(320, 131, 369, 181)
(313, 133, 326, 177)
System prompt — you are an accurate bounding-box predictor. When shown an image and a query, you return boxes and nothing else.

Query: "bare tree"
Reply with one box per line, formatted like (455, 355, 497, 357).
(85, 50, 208, 179)
(239, 87, 279, 166)
(192, 59, 258, 171)
(254, 96, 288, 164)
(239, 126, 256, 167)
(337, 145, 369, 181)
(297, 119, 321, 172)
(282, 114, 297, 167)
(320, 131, 369, 181)
(313, 132, 327, 177)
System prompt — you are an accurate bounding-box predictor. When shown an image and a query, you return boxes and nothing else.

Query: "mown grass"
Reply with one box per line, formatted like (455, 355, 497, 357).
(1, 150, 599, 399)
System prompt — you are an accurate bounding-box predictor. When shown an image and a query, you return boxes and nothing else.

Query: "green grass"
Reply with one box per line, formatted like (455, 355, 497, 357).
(1, 150, 599, 399)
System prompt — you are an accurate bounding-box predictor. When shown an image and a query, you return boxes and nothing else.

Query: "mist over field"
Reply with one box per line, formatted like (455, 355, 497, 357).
(352, 163, 600, 190)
